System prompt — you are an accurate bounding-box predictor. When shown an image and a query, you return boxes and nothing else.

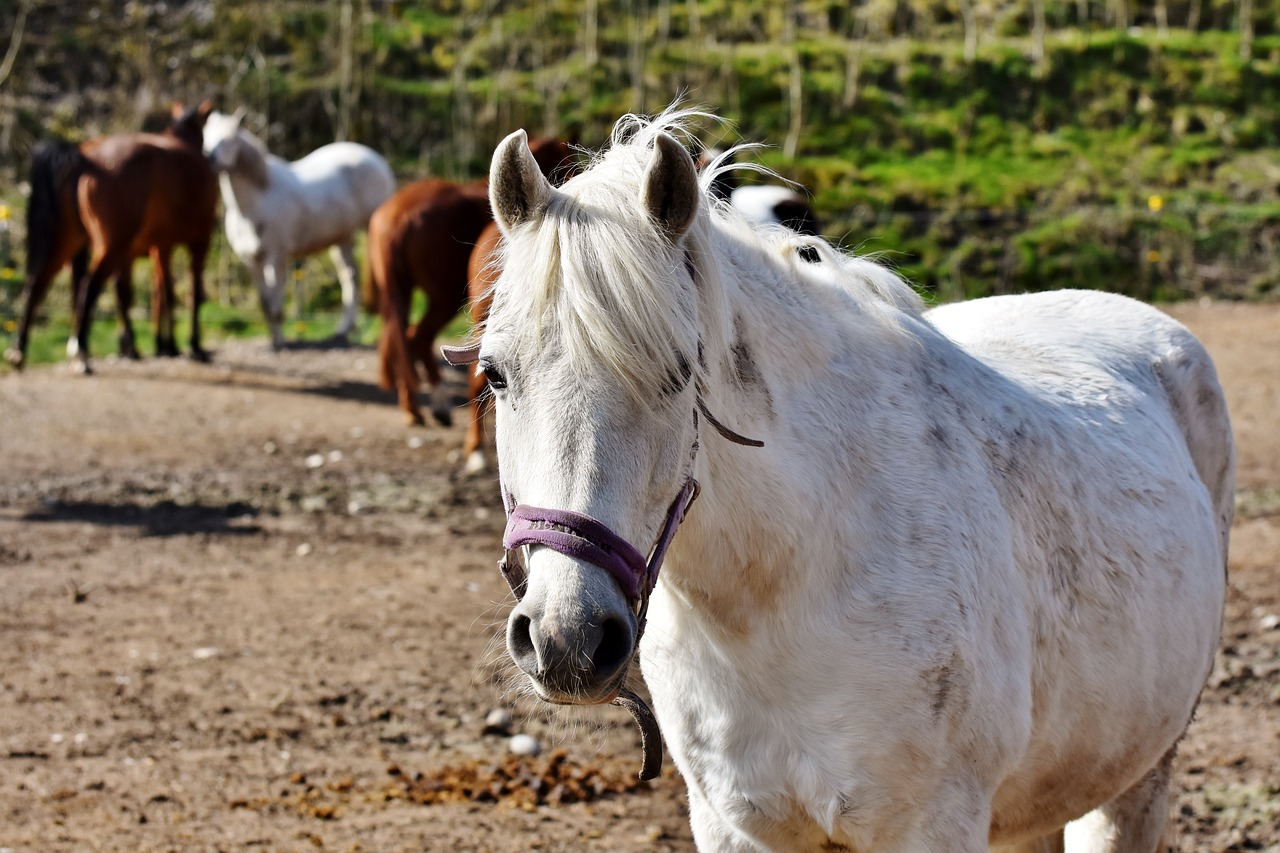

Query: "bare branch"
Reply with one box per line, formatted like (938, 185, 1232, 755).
(0, 0, 32, 91)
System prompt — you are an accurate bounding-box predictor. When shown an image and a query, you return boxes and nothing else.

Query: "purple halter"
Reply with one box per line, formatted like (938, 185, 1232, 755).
(502, 479, 699, 607)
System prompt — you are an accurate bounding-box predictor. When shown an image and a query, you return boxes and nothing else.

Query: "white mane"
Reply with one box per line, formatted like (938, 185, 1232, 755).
(488, 107, 923, 406)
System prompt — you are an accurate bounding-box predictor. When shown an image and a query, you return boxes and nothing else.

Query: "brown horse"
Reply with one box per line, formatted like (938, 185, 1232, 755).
(4, 101, 219, 373)
(460, 221, 503, 472)
(368, 136, 578, 427)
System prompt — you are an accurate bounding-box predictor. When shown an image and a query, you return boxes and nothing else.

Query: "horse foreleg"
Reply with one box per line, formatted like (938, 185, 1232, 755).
(187, 241, 210, 362)
(462, 365, 490, 473)
(1062, 748, 1173, 853)
(150, 247, 179, 357)
(328, 241, 360, 342)
(255, 257, 287, 350)
(407, 295, 466, 427)
(114, 262, 140, 359)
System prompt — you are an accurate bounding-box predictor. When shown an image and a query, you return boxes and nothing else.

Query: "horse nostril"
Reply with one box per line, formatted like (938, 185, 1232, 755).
(508, 613, 537, 672)
(590, 615, 633, 681)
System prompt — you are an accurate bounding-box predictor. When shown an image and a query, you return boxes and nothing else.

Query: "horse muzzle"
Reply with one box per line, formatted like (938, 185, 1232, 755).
(505, 560, 638, 705)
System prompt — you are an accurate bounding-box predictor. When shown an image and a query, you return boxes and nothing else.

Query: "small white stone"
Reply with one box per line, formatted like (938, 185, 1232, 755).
(327, 450, 344, 463)
(296, 542, 313, 557)
(192, 647, 220, 660)
(304, 453, 325, 469)
(407, 436, 425, 450)
(347, 500, 364, 515)
(50, 732, 65, 744)
(484, 708, 513, 735)
(263, 440, 278, 455)
(1261, 613, 1280, 631)
(349, 427, 364, 439)
(509, 733, 541, 756)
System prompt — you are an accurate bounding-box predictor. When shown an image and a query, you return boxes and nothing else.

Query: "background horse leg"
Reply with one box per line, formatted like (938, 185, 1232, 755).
(1062, 748, 1174, 853)
(255, 256, 287, 349)
(407, 292, 466, 427)
(69, 248, 127, 373)
(462, 367, 490, 473)
(113, 260, 140, 359)
(4, 245, 85, 369)
(328, 241, 360, 343)
(187, 239, 210, 361)
(150, 246, 179, 357)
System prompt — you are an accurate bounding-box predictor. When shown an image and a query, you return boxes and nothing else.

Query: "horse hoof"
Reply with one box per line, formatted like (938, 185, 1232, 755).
(70, 359, 93, 376)
(3, 348, 24, 370)
(431, 408, 454, 428)
(464, 451, 489, 475)
(189, 347, 211, 364)
(328, 332, 351, 348)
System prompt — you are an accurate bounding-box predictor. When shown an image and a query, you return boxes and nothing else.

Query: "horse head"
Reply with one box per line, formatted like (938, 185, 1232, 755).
(202, 108, 268, 187)
(166, 100, 213, 151)
(481, 125, 705, 707)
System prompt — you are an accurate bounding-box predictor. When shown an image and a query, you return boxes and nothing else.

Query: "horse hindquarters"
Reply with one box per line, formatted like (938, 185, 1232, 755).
(6, 141, 88, 368)
(368, 212, 424, 425)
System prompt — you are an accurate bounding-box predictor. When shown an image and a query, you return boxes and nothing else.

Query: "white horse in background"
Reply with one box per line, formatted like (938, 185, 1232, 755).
(698, 145, 821, 236)
(203, 110, 395, 347)
(470, 109, 1233, 852)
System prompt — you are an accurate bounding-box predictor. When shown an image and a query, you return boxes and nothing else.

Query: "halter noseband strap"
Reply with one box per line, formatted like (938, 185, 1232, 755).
(503, 478, 698, 606)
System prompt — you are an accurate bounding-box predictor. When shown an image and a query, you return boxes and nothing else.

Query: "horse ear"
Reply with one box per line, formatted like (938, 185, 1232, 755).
(490, 129, 554, 232)
(643, 133, 699, 240)
(197, 100, 214, 119)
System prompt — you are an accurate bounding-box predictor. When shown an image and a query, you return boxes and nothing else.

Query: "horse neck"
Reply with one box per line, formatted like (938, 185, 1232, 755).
(665, 225, 928, 627)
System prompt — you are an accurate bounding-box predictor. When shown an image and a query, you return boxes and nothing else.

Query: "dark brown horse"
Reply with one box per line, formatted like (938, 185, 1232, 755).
(368, 136, 578, 427)
(4, 101, 219, 372)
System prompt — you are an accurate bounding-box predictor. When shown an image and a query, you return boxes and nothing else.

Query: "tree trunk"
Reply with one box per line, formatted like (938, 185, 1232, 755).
(1031, 0, 1046, 70)
(582, 0, 598, 67)
(842, 14, 867, 110)
(1239, 0, 1253, 59)
(629, 0, 648, 113)
(783, 0, 803, 160)
(336, 0, 354, 141)
(959, 0, 977, 62)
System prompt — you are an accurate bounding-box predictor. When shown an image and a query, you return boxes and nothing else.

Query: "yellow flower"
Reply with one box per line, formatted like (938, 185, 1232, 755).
(1147, 195, 1164, 213)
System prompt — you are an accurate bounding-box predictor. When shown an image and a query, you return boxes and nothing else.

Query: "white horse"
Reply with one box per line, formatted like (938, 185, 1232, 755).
(202, 110, 395, 347)
(464, 110, 1234, 852)
(699, 146, 821, 235)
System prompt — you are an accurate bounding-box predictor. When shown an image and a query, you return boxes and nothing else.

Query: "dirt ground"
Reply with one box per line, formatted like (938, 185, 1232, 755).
(1, 300, 1277, 853)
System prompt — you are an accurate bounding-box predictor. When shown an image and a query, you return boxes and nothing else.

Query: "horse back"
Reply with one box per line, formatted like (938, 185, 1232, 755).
(78, 133, 218, 254)
(369, 178, 493, 299)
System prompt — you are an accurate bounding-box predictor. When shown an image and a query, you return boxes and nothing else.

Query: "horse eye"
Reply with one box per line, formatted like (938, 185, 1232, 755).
(480, 359, 507, 391)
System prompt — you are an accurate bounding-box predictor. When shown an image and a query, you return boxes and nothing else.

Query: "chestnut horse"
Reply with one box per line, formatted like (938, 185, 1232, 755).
(368, 136, 578, 427)
(460, 221, 502, 472)
(4, 102, 219, 372)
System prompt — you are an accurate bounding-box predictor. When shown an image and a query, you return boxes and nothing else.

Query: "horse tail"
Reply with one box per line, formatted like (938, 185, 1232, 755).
(369, 218, 415, 395)
(25, 138, 87, 281)
(361, 245, 379, 314)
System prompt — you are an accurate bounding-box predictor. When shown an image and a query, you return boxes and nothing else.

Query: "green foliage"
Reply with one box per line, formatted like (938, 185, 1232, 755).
(3, 1, 1280, 318)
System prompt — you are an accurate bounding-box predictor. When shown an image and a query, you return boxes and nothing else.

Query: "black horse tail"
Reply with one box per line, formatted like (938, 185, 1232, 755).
(25, 138, 87, 281)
